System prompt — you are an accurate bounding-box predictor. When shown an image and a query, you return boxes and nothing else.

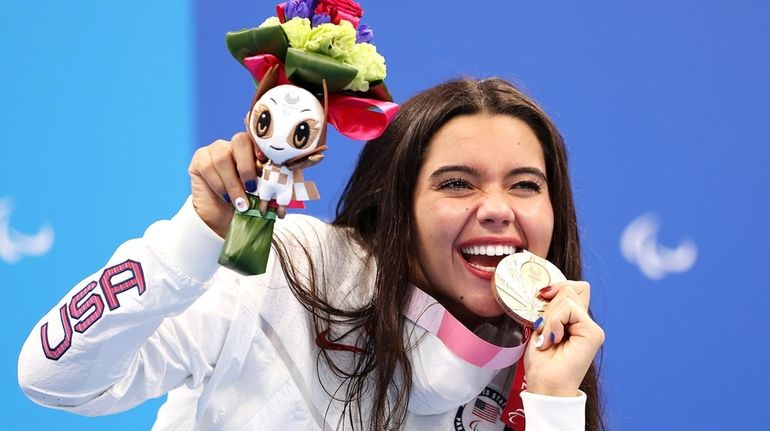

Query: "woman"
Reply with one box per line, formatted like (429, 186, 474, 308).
(19, 77, 604, 430)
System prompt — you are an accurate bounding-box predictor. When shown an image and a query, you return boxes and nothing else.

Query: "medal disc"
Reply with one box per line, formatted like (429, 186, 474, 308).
(492, 250, 566, 326)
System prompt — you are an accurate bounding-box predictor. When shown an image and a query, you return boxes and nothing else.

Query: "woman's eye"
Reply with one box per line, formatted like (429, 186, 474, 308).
(436, 178, 472, 190)
(512, 180, 543, 193)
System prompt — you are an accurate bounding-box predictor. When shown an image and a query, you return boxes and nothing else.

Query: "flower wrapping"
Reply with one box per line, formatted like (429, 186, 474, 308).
(218, 195, 276, 276)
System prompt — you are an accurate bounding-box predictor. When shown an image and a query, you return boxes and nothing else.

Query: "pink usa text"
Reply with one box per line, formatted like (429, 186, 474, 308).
(39, 260, 146, 360)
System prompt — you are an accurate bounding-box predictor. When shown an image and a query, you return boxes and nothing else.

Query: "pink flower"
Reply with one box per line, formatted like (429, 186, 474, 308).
(314, 0, 363, 28)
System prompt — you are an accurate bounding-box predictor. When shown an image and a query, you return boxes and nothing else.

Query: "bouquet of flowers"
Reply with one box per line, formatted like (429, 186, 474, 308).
(218, 0, 397, 275)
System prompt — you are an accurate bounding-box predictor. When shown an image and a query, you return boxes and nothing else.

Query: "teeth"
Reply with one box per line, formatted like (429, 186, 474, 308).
(461, 245, 517, 256)
(468, 262, 496, 272)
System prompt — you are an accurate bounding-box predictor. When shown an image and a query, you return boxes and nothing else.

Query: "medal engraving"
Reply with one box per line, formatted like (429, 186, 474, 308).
(492, 251, 566, 326)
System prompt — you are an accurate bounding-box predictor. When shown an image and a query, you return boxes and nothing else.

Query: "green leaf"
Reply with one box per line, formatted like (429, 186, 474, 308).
(358, 80, 393, 102)
(226, 25, 289, 64)
(284, 47, 358, 93)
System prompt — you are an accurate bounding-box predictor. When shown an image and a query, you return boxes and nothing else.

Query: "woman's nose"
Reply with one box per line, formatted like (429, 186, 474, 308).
(477, 192, 514, 226)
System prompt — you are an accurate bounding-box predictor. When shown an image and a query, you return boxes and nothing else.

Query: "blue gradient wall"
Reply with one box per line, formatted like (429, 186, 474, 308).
(4, 1, 769, 429)
(2, 1, 191, 429)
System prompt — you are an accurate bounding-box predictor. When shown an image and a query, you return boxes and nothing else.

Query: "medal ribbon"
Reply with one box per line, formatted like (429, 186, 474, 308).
(402, 286, 526, 369)
(403, 286, 537, 427)
(500, 327, 530, 430)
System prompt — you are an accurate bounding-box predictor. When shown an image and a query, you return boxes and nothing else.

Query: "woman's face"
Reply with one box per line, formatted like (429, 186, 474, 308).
(412, 114, 554, 327)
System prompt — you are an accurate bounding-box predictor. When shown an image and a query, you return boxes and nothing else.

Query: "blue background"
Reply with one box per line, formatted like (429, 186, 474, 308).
(3, 1, 769, 429)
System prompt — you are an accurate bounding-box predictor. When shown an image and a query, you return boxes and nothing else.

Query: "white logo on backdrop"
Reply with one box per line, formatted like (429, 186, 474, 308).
(0, 197, 54, 264)
(620, 213, 697, 280)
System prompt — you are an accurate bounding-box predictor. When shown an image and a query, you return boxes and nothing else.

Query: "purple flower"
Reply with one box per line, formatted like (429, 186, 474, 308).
(311, 13, 332, 27)
(285, 0, 313, 19)
(356, 23, 373, 44)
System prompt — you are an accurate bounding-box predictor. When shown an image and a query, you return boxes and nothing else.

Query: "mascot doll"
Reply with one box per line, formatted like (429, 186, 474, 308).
(218, 0, 398, 275)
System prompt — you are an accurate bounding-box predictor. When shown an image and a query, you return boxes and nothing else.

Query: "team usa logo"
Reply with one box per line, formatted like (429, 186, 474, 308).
(39, 260, 146, 360)
(454, 386, 509, 431)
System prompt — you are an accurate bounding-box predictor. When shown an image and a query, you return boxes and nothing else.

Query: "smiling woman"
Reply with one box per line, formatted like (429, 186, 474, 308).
(19, 77, 604, 431)
(330, 77, 604, 430)
(412, 115, 555, 327)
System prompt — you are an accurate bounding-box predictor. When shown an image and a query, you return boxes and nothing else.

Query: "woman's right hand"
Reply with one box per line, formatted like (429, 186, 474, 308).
(188, 132, 259, 238)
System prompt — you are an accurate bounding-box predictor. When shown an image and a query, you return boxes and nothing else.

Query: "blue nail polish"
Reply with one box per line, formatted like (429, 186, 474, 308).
(245, 179, 257, 193)
(223, 193, 231, 203)
(533, 317, 544, 329)
(550, 333, 556, 344)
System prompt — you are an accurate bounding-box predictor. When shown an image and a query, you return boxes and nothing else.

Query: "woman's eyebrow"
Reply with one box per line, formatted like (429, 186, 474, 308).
(430, 165, 547, 181)
(429, 165, 481, 179)
(508, 167, 547, 181)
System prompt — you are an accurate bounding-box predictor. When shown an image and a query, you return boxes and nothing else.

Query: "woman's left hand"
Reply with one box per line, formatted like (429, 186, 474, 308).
(523, 280, 605, 397)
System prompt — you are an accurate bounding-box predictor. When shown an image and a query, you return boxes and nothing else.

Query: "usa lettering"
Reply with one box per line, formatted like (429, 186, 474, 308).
(39, 260, 146, 360)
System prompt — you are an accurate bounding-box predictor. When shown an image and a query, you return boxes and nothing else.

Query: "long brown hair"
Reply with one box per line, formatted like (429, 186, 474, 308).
(276, 77, 604, 430)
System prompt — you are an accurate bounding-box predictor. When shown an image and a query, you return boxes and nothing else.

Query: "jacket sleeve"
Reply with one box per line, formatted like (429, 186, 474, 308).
(17, 197, 230, 416)
(521, 390, 586, 431)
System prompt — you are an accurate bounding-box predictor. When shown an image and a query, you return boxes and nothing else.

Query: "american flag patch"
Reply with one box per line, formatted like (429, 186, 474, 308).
(472, 398, 500, 423)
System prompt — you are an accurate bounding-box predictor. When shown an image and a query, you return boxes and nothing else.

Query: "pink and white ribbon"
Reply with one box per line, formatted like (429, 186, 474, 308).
(403, 287, 526, 369)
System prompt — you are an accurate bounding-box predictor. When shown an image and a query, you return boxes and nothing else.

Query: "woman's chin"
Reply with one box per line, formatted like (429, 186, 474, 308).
(454, 295, 505, 327)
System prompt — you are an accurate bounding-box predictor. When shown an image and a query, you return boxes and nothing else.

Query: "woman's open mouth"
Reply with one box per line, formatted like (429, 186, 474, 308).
(460, 244, 519, 277)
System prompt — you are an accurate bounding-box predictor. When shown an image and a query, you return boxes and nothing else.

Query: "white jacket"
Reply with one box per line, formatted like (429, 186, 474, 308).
(18, 198, 585, 430)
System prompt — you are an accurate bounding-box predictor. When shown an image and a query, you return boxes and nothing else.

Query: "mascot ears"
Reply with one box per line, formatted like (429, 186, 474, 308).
(244, 54, 398, 141)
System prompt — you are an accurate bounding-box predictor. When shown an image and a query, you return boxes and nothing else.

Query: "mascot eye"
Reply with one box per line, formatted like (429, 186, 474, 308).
(292, 122, 311, 149)
(257, 110, 272, 138)
(252, 104, 273, 139)
(286, 118, 320, 150)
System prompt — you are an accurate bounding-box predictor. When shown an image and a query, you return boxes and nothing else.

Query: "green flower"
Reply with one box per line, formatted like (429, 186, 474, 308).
(304, 21, 356, 60)
(280, 17, 312, 49)
(258, 16, 281, 28)
(251, 15, 386, 93)
(343, 42, 386, 91)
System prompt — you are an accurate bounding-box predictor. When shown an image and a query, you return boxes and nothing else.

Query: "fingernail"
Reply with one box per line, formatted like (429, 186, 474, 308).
(245, 179, 257, 193)
(533, 317, 544, 329)
(550, 333, 556, 344)
(235, 197, 249, 212)
(534, 334, 544, 349)
(539, 286, 552, 295)
(223, 193, 232, 203)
